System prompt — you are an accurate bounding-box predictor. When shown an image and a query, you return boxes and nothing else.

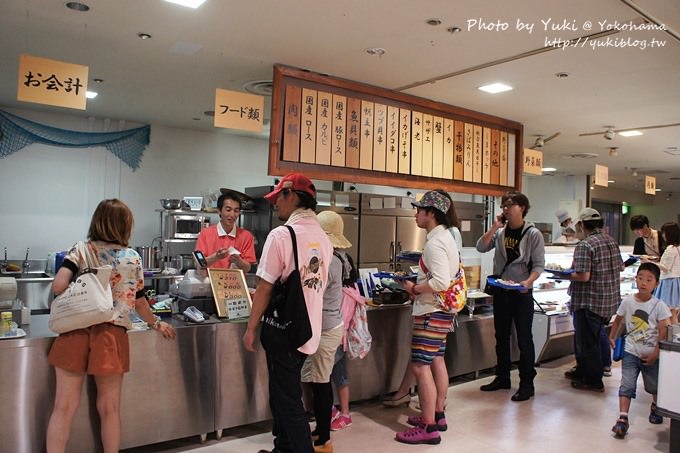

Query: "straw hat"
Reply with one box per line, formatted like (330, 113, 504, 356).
(317, 211, 352, 249)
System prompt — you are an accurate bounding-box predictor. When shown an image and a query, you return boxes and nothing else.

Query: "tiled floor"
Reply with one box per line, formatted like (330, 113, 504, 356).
(122, 355, 671, 453)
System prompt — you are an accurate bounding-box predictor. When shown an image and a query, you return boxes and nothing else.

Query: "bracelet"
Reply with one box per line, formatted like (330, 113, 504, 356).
(148, 315, 161, 330)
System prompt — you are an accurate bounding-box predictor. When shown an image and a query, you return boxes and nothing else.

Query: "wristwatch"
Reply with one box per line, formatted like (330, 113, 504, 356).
(148, 315, 161, 330)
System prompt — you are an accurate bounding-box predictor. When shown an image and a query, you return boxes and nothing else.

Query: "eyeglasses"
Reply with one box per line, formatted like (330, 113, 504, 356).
(501, 202, 516, 209)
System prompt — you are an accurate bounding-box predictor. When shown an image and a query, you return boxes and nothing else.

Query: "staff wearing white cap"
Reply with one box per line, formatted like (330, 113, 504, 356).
(554, 208, 579, 244)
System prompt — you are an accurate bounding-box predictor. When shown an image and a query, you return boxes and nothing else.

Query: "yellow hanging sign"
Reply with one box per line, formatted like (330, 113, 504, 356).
(645, 176, 656, 195)
(17, 54, 88, 110)
(214, 88, 264, 132)
(522, 148, 543, 175)
(594, 164, 609, 187)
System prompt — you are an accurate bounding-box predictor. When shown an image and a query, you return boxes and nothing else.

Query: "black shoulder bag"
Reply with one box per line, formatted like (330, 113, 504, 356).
(260, 225, 313, 351)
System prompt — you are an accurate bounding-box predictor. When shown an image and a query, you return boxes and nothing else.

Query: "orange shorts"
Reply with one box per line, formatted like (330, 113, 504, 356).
(48, 323, 130, 375)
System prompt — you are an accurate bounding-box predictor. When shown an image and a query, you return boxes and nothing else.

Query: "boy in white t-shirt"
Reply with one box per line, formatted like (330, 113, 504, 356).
(608, 262, 671, 438)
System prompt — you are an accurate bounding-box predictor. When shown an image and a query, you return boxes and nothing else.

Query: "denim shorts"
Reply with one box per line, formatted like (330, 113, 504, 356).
(331, 345, 349, 387)
(618, 351, 659, 399)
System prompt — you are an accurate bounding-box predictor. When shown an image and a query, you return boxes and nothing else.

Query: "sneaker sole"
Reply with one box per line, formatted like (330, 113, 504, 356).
(395, 436, 441, 445)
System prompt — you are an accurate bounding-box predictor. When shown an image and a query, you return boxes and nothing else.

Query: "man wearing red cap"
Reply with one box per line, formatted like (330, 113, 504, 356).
(244, 173, 333, 453)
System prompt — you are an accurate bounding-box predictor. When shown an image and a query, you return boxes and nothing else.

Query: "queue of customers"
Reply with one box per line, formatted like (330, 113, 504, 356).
(43, 176, 679, 452)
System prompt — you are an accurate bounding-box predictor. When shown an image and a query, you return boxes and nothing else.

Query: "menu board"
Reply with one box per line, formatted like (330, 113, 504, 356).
(207, 269, 252, 319)
(271, 65, 524, 196)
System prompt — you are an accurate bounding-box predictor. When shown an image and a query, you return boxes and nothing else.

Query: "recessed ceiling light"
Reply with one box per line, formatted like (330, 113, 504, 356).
(608, 180, 615, 183)
(137, 32, 152, 40)
(203, 110, 215, 117)
(447, 26, 462, 34)
(478, 83, 513, 94)
(555, 72, 569, 78)
(92, 78, 104, 83)
(65, 2, 90, 12)
(656, 188, 662, 192)
(426, 18, 442, 26)
(664, 147, 680, 156)
(619, 130, 643, 137)
(542, 167, 557, 172)
(164, 0, 207, 8)
(86, 91, 98, 99)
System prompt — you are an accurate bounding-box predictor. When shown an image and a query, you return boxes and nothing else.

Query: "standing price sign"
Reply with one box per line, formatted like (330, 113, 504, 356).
(207, 269, 252, 319)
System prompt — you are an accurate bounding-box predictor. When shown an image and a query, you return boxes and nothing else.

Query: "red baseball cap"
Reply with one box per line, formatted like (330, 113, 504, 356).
(264, 173, 317, 203)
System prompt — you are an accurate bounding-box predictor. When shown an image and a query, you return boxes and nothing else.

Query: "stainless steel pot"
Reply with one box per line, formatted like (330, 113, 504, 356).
(136, 246, 159, 270)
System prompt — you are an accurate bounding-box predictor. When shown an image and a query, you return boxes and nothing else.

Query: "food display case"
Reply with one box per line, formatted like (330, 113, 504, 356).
(531, 245, 636, 364)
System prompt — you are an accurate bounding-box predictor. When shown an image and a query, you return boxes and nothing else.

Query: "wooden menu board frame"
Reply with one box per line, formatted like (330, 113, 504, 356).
(269, 65, 524, 196)
(207, 268, 252, 319)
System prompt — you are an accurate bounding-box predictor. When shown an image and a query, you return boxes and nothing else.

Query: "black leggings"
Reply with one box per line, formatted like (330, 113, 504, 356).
(310, 382, 333, 444)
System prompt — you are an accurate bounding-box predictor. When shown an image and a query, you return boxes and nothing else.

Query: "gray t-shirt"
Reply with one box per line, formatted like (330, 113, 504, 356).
(321, 253, 344, 331)
(617, 294, 671, 357)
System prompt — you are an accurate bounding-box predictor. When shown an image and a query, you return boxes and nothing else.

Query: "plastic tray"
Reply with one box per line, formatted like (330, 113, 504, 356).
(486, 277, 528, 291)
(373, 272, 417, 281)
(544, 268, 575, 276)
(0, 328, 26, 340)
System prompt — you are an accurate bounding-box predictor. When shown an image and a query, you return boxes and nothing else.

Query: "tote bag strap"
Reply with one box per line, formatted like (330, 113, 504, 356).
(284, 225, 300, 271)
(76, 241, 102, 270)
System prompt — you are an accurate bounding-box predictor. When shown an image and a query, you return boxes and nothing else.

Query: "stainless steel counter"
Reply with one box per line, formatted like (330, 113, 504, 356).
(1, 305, 500, 452)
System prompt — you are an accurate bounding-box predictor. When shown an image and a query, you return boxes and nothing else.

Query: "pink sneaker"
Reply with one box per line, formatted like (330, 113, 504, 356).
(395, 424, 441, 445)
(406, 414, 447, 431)
(330, 414, 352, 431)
(331, 405, 340, 421)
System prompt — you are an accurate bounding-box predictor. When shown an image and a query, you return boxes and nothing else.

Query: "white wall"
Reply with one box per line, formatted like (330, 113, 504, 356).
(0, 107, 273, 260)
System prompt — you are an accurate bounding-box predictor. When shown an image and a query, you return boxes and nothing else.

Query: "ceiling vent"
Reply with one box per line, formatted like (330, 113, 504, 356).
(243, 80, 273, 96)
(563, 153, 598, 159)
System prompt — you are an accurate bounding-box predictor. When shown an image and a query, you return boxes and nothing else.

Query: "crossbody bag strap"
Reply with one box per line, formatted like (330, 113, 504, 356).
(284, 225, 299, 270)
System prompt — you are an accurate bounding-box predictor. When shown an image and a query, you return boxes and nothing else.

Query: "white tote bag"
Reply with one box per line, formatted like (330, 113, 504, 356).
(48, 242, 115, 334)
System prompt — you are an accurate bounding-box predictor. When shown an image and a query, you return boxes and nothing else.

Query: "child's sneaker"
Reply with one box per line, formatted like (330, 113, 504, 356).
(611, 416, 629, 438)
(406, 412, 447, 431)
(395, 423, 441, 445)
(330, 414, 352, 431)
(330, 405, 340, 421)
(649, 403, 663, 424)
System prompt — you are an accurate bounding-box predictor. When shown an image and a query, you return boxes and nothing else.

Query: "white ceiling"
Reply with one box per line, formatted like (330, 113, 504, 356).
(1, 0, 679, 193)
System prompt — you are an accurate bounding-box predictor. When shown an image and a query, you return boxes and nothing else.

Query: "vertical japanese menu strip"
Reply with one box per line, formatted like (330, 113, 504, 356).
(432, 116, 444, 178)
(507, 133, 516, 187)
(331, 95, 347, 167)
(482, 127, 491, 184)
(421, 114, 433, 177)
(398, 108, 411, 174)
(500, 131, 509, 186)
(315, 91, 332, 165)
(360, 101, 374, 170)
(442, 118, 454, 180)
(282, 85, 302, 162)
(373, 103, 387, 171)
(463, 123, 473, 182)
(490, 129, 501, 185)
(472, 125, 482, 183)
(386, 106, 399, 173)
(345, 98, 361, 168)
(411, 112, 423, 176)
(300, 88, 317, 163)
(453, 121, 464, 181)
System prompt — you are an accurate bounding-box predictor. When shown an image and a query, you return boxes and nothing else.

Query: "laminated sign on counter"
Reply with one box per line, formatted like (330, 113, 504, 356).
(207, 268, 252, 320)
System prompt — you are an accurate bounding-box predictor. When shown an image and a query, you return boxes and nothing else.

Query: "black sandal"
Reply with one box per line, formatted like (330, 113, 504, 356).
(612, 417, 629, 438)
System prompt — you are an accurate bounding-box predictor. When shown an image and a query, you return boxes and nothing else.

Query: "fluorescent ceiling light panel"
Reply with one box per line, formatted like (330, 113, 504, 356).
(542, 167, 557, 172)
(86, 91, 98, 99)
(478, 82, 513, 93)
(619, 130, 643, 137)
(164, 0, 207, 8)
